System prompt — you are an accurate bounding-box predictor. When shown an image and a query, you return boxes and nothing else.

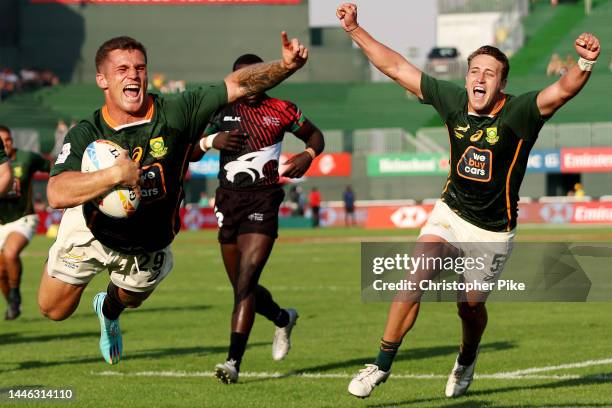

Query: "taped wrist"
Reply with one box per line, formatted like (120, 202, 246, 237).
(304, 147, 317, 159)
(199, 133, 219, 152)
(577, 57, 596, 72)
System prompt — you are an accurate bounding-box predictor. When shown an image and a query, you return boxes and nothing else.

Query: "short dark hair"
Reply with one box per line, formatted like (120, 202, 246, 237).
(0, 125, 10, 135)
(232, 54, 264, 72)
(95, 36, 147, 72)
(467, 46, 510, 82)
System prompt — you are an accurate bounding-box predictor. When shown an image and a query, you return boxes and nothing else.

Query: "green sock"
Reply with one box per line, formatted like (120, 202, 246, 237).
(374, 339, 402, 372)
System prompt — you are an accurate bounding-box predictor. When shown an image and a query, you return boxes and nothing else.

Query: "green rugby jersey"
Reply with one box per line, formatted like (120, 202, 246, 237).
(51, 84, 227, 254)
(420, 74, 547, 232)
(0, 149, 49, 224)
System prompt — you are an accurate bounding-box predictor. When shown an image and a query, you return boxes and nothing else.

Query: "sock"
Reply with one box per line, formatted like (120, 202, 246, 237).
(254, 286, 288, 327)
(102, 282, 125, 320)
(8, 287, 21, 304)
(273, 309, 290, 328)
(374, 338, 402, 372)
(228, 332, 249, 370)
(458, 341, 479, 366)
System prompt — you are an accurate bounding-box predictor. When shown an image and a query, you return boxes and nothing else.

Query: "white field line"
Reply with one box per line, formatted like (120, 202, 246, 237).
(495, 358, 612, 377)
(214, 286, 353, 291)
(94, 357, 612, 381)
(92, 371, 605, 381)
(94, 371, 445, 379)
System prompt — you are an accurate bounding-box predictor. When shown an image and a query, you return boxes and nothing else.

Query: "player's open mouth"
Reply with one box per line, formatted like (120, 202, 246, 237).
(473, 86, 486, 100)
(123, 84, 141, 100)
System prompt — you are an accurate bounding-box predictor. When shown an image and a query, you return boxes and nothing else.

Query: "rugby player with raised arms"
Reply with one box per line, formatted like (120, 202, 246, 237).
(37, 33, 308, 365)
(336, 2, 601, 399)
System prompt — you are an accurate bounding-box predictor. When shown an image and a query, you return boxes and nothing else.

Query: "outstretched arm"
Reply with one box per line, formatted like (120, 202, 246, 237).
(224, 31, 308, 104)
(337, 3, 423, 98)
(537, 33, 600, 117)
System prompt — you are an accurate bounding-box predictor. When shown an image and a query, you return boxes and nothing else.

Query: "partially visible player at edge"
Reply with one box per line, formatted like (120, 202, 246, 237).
(0, 137, 12, 197)
(37, 33, 308, 365)
(0, 125, 50, 320)
(192, 53, 324, 384)
(337, 2, 600, 399)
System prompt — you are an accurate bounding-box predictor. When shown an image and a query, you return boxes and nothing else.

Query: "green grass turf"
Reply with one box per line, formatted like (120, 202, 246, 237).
(1, 227, 612, 407)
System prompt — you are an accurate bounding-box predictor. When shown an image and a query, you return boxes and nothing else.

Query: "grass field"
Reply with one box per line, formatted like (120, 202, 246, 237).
(2, 226, 612, 407)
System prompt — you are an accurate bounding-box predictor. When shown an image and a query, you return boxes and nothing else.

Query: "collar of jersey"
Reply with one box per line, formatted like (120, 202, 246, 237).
(102, 95, 155, 131)
(467, 93, 507, 118)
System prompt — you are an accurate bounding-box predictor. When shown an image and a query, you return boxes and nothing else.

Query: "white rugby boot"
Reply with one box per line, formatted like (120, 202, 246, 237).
(272, 308, 298, 361)
(445, 348, 479, 397)
(348, 364, 390, 398)
(214, 359, 239, 384)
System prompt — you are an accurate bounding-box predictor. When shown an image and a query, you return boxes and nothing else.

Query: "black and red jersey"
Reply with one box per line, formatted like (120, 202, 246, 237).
(205, 95, 306, 190)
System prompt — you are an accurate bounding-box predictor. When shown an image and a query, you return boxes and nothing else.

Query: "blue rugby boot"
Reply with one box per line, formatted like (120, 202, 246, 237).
(93, 292, 123, 365)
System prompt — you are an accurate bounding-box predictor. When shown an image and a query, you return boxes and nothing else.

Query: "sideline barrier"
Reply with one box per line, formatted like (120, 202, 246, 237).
(364, 200, 612, 229)
(33, 199, 612, 235)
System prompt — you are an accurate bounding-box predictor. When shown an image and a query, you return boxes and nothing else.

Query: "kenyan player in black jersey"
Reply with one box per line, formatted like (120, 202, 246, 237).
(337, 2, 601, 399)
(37, 34, 309, 365)
(192, 54, 324, 383)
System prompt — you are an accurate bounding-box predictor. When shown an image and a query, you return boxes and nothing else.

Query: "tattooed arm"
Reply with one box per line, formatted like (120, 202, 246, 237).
(224, 31, 308, 103)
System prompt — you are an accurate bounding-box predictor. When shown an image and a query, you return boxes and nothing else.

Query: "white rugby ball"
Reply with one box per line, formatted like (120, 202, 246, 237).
(81, 140, 140, 218)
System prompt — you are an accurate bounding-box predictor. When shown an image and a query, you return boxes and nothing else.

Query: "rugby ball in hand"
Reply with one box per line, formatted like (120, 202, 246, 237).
(81, 140, 140, 218)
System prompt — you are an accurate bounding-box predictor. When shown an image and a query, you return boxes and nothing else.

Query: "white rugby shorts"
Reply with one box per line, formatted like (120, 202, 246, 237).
(419, 200, 515, 288)
(0, 214, 39, 248)
(46, 206, 173, 292)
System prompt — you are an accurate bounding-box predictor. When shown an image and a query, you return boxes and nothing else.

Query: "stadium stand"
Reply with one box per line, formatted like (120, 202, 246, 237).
(283, 129, 344, 153)
(352, 128, 413, 154)
(438, 0, 530, 14)
(415, 128, 450, 153)
(0, 0, 610, 203)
